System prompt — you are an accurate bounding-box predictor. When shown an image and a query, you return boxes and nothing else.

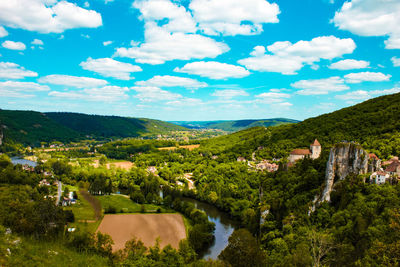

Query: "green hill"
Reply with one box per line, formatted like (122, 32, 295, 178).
(0, 110, 187, 146)
(171, 118, 299, 132)
(201, 92, 400, 159)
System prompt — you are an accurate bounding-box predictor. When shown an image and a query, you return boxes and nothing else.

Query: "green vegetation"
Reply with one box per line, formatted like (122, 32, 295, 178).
(172, 118, 299, 132)
(0, 110, 188, 147)
(96, 194, 168, 213)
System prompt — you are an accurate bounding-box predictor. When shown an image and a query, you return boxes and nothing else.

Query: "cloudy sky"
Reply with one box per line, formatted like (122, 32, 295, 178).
(0, 0, 399, 121)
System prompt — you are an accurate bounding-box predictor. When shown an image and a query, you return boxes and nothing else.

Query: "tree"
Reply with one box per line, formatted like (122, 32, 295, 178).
(219, 229, 266, 267)
(309, 229, 334, 267)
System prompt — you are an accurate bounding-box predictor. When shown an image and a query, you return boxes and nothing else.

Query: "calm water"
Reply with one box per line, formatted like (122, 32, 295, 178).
(11, 157, 37, 167)
(182, 198, 238, 260)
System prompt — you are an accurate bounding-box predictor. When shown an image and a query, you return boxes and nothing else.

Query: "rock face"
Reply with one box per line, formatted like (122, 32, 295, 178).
(321, 143, 369, 203)
(0, 127, 3, 146)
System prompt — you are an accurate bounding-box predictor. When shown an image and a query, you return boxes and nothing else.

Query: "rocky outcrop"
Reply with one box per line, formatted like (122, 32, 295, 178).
(0, 126, 3, 146)
(321, 142, 370, 203)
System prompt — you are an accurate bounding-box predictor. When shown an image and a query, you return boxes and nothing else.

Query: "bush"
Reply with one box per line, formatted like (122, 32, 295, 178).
(104, 205, 117, 214)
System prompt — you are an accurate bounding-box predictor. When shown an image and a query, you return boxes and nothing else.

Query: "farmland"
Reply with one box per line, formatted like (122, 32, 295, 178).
(97, 214, 186, 251)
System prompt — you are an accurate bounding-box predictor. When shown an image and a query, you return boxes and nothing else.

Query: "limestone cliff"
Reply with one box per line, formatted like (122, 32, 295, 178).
(321, 143, 369, 203)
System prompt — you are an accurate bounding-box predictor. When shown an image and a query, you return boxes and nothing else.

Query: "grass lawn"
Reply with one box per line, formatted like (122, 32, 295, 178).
(95, 194, 174, 214)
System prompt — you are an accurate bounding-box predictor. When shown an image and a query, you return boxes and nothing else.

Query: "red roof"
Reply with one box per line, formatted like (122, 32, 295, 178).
(385, 160, 400, 172)
(369, 153, 379, 160)
(311, 139, 321, 146)
(290, 149, 311, 155)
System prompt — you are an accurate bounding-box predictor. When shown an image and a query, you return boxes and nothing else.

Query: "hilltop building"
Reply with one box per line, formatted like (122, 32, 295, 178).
(288, 139, 321, 163)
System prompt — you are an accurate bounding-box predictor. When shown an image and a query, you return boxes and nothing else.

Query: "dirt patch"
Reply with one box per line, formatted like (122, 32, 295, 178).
(106, 161, 134, 170)
(97, 214, 186, 251)
(158, 144, 200, 151)
(80, 190, 102, 220)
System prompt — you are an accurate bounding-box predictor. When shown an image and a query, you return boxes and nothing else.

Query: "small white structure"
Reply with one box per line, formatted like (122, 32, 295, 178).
(370, 171, 390, 185)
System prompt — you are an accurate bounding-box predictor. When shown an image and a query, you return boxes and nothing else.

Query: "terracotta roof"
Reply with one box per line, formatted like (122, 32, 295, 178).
(290, 149, 311, 155)
(311, 139, 321, 146)
(385, 160, 400, 172)
(376, 171, 388, 176)
(369, 153, 379, 160)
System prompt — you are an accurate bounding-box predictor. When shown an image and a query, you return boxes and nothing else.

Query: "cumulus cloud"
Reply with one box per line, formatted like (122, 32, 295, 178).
(39, 74, 108, 88)
(0, 0, 102, 34)
(103, 41, 113, 46)
(0, 80, 49, 98)
(255, 90, 291, 103)
(238, 36, 356, 74)
(336, 87, 400, 102)
(132, 86, 182, 102)
(344, 72, 391, 83)
(189, 0, 280, 36)
(80, 58, 142, 80)
(174, 61, 250, 80)
(2, 40, 26, 50)
(392, 57, 400, 67)
(133, 0, 196, 33)
(49, 86, 129, 102)
(333, 0, 400, 49)
(292, 76, 349, 95)
(329, 59, 370, 70)
(136, 75, 207, 90)
(0, 26, 8, 38)
(115, 23, 229, 64)
(31, 39, 44, 45)
(0, 62, 38, 79)
(211, 89, 249, 99)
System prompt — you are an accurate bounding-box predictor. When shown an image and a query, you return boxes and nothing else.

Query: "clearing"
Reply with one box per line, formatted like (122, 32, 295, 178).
(97, 214, 186, 251)
(95, 194, 168, 213)
(158, 144, 200, 151)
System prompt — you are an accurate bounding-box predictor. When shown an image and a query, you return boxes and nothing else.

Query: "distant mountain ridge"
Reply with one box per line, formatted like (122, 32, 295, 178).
(0, 110, 187, 146)
(170, 118, 299, 132)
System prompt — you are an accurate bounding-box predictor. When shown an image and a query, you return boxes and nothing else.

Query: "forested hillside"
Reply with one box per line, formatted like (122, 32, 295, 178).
(202, 93, 400, 159)
(172, 118, 298, 132)
(0, 110, 187, 146)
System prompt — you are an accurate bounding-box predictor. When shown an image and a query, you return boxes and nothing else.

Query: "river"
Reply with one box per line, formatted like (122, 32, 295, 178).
(10, 157, 37, 167)
(182, 198, 239, 260)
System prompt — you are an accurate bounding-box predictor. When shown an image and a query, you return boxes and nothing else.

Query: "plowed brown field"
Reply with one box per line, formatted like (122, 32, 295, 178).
(97, 214, 186, 251)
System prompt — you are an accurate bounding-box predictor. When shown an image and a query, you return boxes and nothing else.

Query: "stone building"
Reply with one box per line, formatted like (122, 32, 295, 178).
(288, 139, 321, 163)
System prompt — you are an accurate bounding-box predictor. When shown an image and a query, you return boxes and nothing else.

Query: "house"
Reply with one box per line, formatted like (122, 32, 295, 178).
(370, 171, 390, 184)
(382, 156, 399, 166)
(237, 157, 246, 162)
(385, 159, 400, 175)
(147, 166, 158, 176)
(288, 139, 321, 163)
(39, 179, 50, 186)
(256, 160, 279, 172)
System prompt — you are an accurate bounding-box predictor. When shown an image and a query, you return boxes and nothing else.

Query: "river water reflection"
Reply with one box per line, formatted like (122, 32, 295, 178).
(182, 198, 238, 260)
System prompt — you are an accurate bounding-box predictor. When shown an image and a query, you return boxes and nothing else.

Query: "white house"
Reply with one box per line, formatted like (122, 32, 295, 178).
(370, 171, 390, 185)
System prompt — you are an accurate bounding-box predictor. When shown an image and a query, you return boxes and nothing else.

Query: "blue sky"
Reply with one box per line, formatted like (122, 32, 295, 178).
(0, 0, 399, 121)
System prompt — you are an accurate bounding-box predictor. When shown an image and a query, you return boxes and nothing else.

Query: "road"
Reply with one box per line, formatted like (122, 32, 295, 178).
(56, 180, 62, 205)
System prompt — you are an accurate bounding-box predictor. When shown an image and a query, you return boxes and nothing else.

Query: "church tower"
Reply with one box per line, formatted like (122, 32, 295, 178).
(310, 139, 321, 159)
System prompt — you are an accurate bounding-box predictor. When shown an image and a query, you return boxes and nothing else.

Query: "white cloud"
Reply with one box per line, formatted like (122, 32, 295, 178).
(132, 86, 182, 102)
(292, 76, 349, 95)
(84, 1, 90, 8)
(0, 62, 38, 79)
(166, 98, 204, 107)
(103, 41, 113, 46)
(31, 39, 44, 45)
(136, 75, 207, 90)
(238, 36, 355, 74)
(2, 40, 26, 50)
(81, 34, 90, 39)
(133, 0, 196, 33)
(255, 91, 291, 103)
(392, 57, 400, 67)
(344, 72, 391, 83)
(115, 23, 229, 64)
(0, 0, 102, 34)
(0, 26, 8, 38)
(336, 87, 400, 102)
(49, 86, 129, 102)
(333, 0, 400, 49)
(211, 89, 249, 99)
(0, 80, 49, 97)
(174, 61, 250, 80)
(38, 74, 108, 88)
(329, 59, 369, 70)
(80, 58, 142, 80)
(189, 0, 280, 36)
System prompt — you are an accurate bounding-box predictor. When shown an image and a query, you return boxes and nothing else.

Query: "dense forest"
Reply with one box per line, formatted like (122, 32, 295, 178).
(171, 118, 299, 132)
(0, 110, 187, 147)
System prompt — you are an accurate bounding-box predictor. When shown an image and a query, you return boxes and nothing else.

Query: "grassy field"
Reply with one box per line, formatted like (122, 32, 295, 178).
(95, 194, 173, 213)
